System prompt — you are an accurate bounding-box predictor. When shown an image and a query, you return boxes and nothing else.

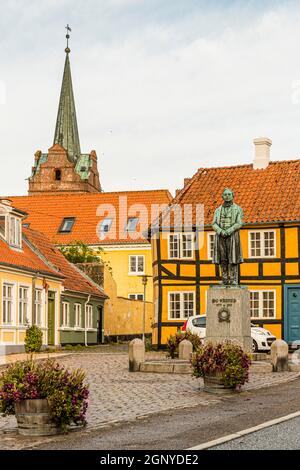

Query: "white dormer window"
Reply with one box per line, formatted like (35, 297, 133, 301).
(9, 215, 22, 249)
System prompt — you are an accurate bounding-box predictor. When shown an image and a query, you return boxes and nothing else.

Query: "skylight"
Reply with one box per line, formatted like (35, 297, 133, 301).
(59, 217, 75, 233)
(126, 217, 139, 232)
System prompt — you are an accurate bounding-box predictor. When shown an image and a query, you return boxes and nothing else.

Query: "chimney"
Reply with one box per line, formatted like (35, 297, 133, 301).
(184, 178, 191, 187)
(253, 137, 272, 169)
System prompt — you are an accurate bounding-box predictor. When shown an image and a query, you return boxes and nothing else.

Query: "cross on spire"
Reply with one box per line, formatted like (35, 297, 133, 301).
(65, 24, 71, 53)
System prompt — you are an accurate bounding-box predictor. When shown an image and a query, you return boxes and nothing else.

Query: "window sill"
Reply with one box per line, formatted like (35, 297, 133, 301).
(128, 272, 145, 276)
(59, 327, 73, 331)
(74, 327, 84, 331)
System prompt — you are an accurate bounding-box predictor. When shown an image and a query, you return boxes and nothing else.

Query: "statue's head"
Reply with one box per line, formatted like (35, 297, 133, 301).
(222, 188, 234, 202)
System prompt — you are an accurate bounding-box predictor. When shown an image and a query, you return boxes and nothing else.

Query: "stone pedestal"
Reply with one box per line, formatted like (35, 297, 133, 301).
(206, 286, 251, 353)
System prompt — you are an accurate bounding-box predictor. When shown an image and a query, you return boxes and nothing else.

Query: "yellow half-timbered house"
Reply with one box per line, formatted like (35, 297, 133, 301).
(150, 139, 300, 348)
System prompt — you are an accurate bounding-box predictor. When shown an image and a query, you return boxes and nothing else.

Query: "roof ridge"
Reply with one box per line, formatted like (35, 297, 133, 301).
(9, 189, 173, 199)
(195, 158, 300, 172)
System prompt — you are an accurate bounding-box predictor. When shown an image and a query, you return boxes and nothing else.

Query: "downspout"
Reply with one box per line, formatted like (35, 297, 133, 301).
(84, 294, 91, 347)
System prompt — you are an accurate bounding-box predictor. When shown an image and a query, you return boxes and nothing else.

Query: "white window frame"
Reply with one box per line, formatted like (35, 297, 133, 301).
(74, 303, 82, 328)
(86, 304, 93, 329)
(33, 289, 43, 326)
(128, 293, 144, 301)
(168, 291, 195, 320)
(62, 302, 70, 327)
(8, 215, 22, 249)
(129, 255, 145, 275)
(168, 233, 194, 259)
(248, 230, 276, 258)
(207, 232, 216, 261)
(19, 286, 30, 326)
(250, 290, 276, 319)
(2, 282, 16, 325)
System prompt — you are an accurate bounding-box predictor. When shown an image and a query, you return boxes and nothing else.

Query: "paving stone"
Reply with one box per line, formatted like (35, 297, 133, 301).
(0, 352, 299, 449)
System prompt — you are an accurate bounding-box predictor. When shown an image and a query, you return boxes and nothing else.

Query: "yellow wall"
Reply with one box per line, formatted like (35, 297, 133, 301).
(101, 245, 153, 302)
(0, 269, 62, 347)
(103, 266, 153, 336)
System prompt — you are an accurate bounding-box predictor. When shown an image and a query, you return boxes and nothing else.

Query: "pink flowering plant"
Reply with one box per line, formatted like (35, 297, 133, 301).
(191, 342, 251, 389)
(166, 331, 202, 358)
(0, 359, 89, 432)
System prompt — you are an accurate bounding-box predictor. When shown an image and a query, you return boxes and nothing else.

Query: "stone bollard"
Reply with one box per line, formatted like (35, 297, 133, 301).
(271, 339, 289, 372)
(178, 339, 193, 360)
(129, 338, 145, 372)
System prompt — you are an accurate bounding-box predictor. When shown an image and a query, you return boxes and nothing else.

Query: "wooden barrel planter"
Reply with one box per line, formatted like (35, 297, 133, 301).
(203, 373, 235, 395)
(15, 399, 61, 436)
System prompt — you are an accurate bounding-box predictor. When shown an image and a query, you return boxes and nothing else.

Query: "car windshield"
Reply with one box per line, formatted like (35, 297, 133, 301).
(192, 317, 206, 327)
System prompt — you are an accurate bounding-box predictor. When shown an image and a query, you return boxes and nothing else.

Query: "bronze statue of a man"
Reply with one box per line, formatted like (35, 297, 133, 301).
(212, 188, 243, 286)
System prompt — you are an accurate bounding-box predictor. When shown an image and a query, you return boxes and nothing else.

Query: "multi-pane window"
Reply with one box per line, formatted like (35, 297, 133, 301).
(74, 303, 82, 328)
(128, 294, 144, 301)
(3, 284, 13, 324)
(264, 231, 275, 257)
(129, 255, 144, 274)
(250, 291, 260, 318)
(168, 292, 195, 319)
(169, 234, 180, 258)
(34, 289, 43, 325)
(207, 233, 215, 260)
(126, 217, 139, 232)
(250, 291, 275, 318)
(62, 302, 70, 327)
(86, 305, 93, 329)
(249, 231, 276, 258)
(182, 234, 193, 258)
(19, 286, 29, 325)
(9, 216, 21, 248)
(168, 233, 194, 259)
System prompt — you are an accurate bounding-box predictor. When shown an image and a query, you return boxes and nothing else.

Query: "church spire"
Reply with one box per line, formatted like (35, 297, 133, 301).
(53, 26, 81, 162)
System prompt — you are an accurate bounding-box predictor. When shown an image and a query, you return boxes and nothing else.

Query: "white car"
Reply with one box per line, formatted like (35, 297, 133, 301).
(181, 315, 277, 352)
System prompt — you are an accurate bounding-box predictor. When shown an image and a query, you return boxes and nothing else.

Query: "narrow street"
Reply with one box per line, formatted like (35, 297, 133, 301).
(32, 376, 300, 450)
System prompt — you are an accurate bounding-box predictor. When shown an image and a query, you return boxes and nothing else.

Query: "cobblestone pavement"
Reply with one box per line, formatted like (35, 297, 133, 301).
(0, 352, 299, 449)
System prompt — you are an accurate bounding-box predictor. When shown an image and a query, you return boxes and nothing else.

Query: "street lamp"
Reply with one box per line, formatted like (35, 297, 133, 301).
(139, 274, 152, 344)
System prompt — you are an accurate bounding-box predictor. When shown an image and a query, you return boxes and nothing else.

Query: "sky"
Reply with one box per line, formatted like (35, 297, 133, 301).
(1, 0, 300, 196)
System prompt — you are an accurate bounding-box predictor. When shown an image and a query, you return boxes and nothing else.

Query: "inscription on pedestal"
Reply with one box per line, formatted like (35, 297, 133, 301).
(206, 287, 252, 353)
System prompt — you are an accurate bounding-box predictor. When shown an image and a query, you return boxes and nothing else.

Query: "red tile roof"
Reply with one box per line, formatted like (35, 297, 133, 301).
(170, 160, 300, 225)
(23, 228, 107, 299)
(0, 236, 62, 278)
(9, 190, 172, 245)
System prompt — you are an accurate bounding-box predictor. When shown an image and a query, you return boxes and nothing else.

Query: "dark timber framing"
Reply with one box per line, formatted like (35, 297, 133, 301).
(152, 223, 300, 348)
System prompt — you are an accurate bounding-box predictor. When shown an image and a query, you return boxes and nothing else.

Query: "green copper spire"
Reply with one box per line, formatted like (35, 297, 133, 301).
(53, 27, 81, 162)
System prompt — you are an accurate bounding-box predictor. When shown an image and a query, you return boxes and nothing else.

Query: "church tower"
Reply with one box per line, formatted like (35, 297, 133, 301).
(28, 28, 102, 195)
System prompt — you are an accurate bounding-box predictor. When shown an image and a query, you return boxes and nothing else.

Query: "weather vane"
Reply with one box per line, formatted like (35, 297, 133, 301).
(65, 24, 71, 53)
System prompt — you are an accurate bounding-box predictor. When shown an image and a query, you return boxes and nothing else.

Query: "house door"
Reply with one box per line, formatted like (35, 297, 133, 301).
(97, 306, 104, 344)
(48, 292, 56, 346)
(285, 285, 300, 345)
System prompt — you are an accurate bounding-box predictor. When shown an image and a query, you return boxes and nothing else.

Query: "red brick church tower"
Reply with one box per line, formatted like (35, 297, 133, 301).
(28, 32, 102, 195)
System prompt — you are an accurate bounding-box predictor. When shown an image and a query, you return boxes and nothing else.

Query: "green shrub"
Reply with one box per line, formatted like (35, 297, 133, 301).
(191, 342, 251, 389)
(24, 325, 43, 353)
(166, 331, 202, 358)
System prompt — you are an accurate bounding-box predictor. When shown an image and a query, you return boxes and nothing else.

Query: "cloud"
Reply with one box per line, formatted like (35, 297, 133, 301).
(0, 0, 300, 196)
